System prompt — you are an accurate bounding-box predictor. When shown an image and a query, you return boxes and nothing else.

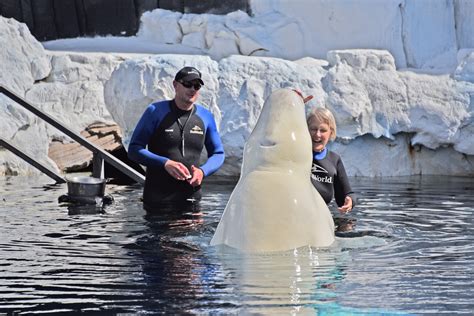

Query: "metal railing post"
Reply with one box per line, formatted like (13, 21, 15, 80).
(92, 152, 105, 179)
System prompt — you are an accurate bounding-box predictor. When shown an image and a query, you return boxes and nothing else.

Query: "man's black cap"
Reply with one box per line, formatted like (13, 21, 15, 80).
(174, 66, 204, 85)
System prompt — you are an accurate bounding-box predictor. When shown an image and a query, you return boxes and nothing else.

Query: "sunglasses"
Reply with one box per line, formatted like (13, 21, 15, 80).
(179, 80, 202, 90)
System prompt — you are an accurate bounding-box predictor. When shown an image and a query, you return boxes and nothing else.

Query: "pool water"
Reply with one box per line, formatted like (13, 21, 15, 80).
(0, 175, 473, 315)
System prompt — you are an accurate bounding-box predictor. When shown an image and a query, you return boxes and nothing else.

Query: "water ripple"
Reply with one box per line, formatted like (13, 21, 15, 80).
(0, 175, 473, 314)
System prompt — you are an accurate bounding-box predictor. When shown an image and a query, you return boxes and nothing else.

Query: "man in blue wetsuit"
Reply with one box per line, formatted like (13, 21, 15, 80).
(128, 67, 225, 209)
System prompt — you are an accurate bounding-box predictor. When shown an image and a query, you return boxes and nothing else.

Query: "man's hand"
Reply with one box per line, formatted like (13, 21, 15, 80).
(338, 196, 353, 214)
(164, 160, 191, 180)
(187, 165, 204, 187)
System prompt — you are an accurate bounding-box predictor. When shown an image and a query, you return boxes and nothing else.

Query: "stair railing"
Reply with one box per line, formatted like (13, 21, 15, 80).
(0, 85, 145, 185)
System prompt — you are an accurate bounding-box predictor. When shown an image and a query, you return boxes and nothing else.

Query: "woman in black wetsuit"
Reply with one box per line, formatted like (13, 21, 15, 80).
(307, 107, 355, 213)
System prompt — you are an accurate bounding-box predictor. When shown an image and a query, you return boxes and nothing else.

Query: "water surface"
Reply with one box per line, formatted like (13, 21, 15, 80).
(0, 175, 473, 315)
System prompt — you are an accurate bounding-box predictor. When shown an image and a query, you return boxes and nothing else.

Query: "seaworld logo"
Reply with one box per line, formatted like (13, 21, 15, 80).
(311, 174, 333, 183)
(311, 164, 327, 174)
(311, 163, 332, 183)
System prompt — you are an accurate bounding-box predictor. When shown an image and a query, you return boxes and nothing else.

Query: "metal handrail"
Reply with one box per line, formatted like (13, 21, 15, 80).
(0, 85, 145, 185)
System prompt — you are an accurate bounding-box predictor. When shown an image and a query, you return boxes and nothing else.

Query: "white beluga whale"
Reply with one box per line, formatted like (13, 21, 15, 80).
(211, 88, 335, 252)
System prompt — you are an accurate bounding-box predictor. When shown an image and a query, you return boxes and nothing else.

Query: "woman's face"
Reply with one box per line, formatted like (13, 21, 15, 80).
(308, 118, 332, 152)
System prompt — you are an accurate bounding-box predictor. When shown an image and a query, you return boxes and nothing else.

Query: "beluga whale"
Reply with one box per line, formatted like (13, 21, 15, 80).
(210, 88, 335, 252)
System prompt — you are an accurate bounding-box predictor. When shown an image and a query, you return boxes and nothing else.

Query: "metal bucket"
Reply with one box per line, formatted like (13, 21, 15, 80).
(66, 176, 106, 202)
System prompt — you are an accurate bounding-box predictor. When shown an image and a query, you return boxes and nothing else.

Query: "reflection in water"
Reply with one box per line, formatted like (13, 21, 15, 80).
(139, 203, 205, 307)
(66, 204, 106, 215)
(212, 247, 344, 314)
(334, 216, 357, 234)
(0, 175, 473, 314)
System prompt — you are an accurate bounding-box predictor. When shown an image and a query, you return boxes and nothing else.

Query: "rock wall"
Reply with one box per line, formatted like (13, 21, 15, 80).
(104, 52, 474, 177)
(249, 0, 474, 70)
(0, 0, 249, 41)
(1, 16, 473, 178)
(0, 16, 124, 176)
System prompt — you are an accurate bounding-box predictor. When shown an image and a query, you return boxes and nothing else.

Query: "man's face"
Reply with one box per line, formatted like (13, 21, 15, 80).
(174, 79, 202, 106)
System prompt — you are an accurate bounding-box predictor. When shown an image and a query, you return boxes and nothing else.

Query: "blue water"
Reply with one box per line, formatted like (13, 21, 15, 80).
(0, 175, 473, 315)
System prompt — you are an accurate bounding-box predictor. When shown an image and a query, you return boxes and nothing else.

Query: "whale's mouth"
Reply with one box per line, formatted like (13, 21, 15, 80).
(260, 139, 277, 147)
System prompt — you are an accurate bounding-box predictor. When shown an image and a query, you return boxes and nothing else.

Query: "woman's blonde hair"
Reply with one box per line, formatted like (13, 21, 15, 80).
(307, 107, 337, 141)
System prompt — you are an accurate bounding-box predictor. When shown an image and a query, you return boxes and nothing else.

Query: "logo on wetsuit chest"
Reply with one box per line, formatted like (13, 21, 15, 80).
(190, 125, 204, 135)
(311, 163, 333, 183)
(311, 164, 327, 174)
(311, 174, 333, 183)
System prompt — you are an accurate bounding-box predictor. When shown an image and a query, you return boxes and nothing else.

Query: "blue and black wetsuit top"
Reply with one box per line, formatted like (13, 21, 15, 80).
(128, 100, 225, 207)
(310, 148, 355, 208)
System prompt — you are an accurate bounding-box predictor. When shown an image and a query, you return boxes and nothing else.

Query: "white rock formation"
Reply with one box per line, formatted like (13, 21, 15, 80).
(400, 0, 457, 70)
(1, 8, 473, 177)
(0, 17, 52, 175)
(0, 17, 50, 95)
(138, 9, 183, 44)
(103, 54, 220, 144)
(323, 50, 472, 150)
(249, 0, 473, 70)
(102, 50, 473, 176)
(61, 1, 470, 71)
(0, 17, 124, 175)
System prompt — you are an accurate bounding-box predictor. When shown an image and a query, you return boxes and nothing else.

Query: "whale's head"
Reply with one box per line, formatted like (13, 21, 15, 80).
(243, 89, 313, 173)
